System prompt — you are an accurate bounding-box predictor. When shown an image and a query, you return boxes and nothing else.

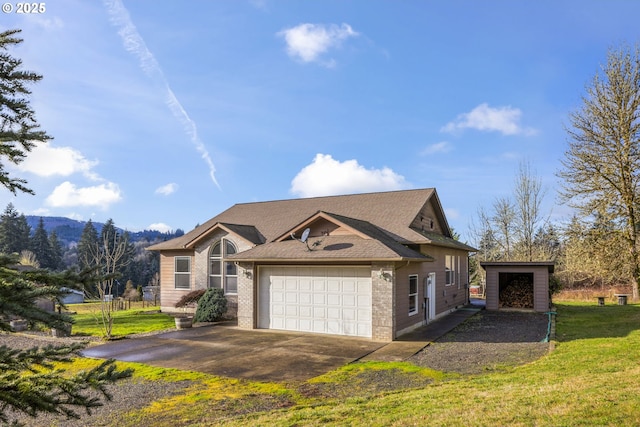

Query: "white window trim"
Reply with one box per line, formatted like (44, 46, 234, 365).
(409, 274, 419, 316)
(457, 256, 461, 290)
(209, 238, 238, 295)
(445, 255, 455, 287)
(174, 256, 191, 289)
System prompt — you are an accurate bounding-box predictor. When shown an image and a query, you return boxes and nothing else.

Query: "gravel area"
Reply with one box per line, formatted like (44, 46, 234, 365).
(409, 310, 552, 374)
(0, 331, 193, 427)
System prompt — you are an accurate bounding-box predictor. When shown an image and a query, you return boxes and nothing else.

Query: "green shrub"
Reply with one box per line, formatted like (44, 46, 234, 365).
(194, 288, 227, 322)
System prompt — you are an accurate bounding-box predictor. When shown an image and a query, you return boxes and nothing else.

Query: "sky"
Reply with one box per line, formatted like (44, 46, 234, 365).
(1, 0, 639, 242)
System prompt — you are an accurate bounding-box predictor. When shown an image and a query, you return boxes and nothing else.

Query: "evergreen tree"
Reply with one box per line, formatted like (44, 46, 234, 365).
(0, 30, 131, 423)
(0, 254, 132, 424)
(48, 230, 64, 271)
(77, 220, 98, 272)
(30, 217, 53, 269)
(0, 29, 52, 194)
(0, 203, 30, 254)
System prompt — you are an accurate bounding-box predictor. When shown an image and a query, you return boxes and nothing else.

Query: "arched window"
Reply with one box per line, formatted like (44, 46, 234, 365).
(209, 239, 238, 294)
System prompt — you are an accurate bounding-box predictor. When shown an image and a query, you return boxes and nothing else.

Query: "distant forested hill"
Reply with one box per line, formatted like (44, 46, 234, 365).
(25, 216, 184, 247)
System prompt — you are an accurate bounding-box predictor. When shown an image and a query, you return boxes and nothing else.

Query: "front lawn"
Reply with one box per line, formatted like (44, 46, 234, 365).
(65, 302, 640, 426)
(69, 304, 175, 338)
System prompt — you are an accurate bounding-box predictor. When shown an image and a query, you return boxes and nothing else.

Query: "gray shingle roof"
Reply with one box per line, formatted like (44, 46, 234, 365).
(148, 188, 437, 251)
(147, 188, 474, 259)
(227, 234, 432, 262)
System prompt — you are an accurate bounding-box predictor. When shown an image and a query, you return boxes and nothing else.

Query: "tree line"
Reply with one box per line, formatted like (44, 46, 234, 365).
(470, 44, 640, 301)
(0, 203, 182, 298)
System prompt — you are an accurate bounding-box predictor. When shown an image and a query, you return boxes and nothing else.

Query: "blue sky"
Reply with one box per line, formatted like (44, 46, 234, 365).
(1, 0, 639, 242)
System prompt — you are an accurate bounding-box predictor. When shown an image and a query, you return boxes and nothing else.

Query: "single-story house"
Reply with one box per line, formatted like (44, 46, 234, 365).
(61, 287, 85, 305)
(148, 188, 476, 341)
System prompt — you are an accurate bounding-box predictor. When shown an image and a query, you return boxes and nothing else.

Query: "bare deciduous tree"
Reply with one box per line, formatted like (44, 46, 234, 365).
(470, 160, 549, 263)
(514, 161, 546, 261)
(558, 44, 640, 300)
(86, 220, 131, 339)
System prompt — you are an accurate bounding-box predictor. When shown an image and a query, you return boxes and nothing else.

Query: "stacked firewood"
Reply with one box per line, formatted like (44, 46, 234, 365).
(499, 278, 534, 308)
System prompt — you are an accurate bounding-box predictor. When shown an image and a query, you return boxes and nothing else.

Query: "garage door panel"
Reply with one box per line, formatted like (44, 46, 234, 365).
(327, 280, 340, 292)
(343, 308, 356, 321)
(259, 266, 372, 337)
(343, 294, 356, 307)
(300, 292, 312, 304)
(343, 280, 356, 292)
(285, 292, 297, 303)
(299, 306, 312, 317)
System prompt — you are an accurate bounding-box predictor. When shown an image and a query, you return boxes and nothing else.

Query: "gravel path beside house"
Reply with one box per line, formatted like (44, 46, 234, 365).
(409, 310, 552, 374)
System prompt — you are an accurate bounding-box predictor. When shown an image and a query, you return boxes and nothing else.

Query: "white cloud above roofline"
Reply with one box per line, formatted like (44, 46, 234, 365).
(290, 153, 408, 198)
(45, 181, 122, 209)
(155, 183, 178, 196)
(441, 103, 537, 136)
(15, 143, 99, 180)
(148, 222, 172, 233)
(278, 23, 359, 67)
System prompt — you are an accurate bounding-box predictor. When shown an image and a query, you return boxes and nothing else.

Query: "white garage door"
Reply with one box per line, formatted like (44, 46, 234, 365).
(258, 266, 372, 337)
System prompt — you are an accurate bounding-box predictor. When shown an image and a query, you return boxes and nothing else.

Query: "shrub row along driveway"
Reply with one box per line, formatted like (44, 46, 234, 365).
(82, 323, 387, 382)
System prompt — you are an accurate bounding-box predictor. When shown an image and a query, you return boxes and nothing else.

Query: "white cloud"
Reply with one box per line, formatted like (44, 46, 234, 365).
(290, 153, 408, 198)
(45, 181, 122, 209)
(421, 141, 451, 155)
(441, 103, 536, 136)
(148, 222, 172, 233)
(278, 23, 358, 66)
(16, 144, 99, 179)
(155, 183, 178, 196)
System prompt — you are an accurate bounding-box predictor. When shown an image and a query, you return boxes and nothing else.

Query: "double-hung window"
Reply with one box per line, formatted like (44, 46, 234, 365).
(174, 256, 191, 289)
(445, 255, 456, 286)
(409, 275, 418, 315)
(209, 239, 238, 294)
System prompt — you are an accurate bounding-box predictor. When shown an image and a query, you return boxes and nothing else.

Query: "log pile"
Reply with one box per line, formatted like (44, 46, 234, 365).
(499, 278, 533, 309)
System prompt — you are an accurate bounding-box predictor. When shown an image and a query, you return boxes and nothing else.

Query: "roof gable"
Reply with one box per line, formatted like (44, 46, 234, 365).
(148, 188, 472, 253)
(148, 222, 263, 251)
(275, 211, 373, 242)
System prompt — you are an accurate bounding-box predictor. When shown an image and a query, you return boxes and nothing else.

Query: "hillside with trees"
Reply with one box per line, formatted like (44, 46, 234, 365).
(0, 204, 184, 296)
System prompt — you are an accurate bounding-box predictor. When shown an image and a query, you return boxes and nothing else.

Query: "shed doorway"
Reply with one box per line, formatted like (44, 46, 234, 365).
(499, 272, 534, 309)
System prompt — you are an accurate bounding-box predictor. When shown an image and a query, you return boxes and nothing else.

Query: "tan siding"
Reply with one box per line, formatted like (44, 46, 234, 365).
(409, 199, 444, 234)
(534, 269, 550, 311)
(394, 263, 423, 333)
(394, 248, 470, 334)
(418, 246, 469, 317)
(486, 269, 499, 310)
(160, 250, 194, 310)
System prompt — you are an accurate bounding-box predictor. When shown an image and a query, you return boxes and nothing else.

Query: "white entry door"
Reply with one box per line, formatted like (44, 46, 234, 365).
(258, 266, 372, 337)
(425, 272, 436, 322)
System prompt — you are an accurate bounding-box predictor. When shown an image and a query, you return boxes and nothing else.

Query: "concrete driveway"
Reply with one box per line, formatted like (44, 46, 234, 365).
(82, 322, 387, 382)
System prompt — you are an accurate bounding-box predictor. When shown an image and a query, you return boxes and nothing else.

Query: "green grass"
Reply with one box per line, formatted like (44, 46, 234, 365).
(70, 304, 175, 338)
(216, 302, 640, 426)
(69, 302, 640, 426)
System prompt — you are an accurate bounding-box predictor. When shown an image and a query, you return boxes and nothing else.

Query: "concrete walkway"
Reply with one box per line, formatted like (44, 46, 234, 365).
(361, 305, 483, 362)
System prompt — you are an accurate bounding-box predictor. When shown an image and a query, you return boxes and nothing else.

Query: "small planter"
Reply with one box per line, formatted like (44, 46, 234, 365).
(51, 324, 72, 337)
(10, 319, 28, 332)
(175, 316, 193, 329)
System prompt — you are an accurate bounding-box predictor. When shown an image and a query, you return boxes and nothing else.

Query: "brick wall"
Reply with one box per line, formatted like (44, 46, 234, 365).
(371, 262, 394, 341)
(237, 261, 255, 328)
